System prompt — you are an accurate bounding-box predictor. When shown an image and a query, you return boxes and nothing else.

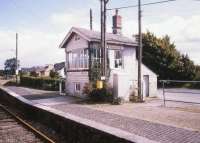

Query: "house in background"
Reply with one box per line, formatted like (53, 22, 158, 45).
(54, 62, 66, 78)
(21, 64, 54, 77)
(21, 66, 42, 76)
(59, 10, 157, 101)
(39, 64, 54, 77)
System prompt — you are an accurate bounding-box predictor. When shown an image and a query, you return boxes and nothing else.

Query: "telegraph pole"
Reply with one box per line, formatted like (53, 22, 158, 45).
(138, 0, 143, 101)
(100, 0, 109, 80)
(16, 33, 19, 84)
(90, 8, 93, 30)
(100, 0, 105, 78)
(105, 0, 175, 101)
(100, 0, 103, 77)
(103, 0, 108, 79)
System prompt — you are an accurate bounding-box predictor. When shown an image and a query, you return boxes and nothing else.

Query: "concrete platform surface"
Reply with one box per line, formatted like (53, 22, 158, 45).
(5, 86, 200, 143)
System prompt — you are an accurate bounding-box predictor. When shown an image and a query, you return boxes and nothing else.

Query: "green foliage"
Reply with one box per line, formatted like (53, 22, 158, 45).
(82, 82, 113, 102)
(89, 88, 112, 102)
(20, 76, 61, 91)
(82, 82, 94, 95)
(4, 58, 20, 75)
(142, 32, 196, 81)
(90, 60, 101, 81)
(49, 70, 60, 79)
(112, 97, 124, 105)
(191, 66, 200, 88)
(30, 71, 39, 77)
(0, 70, 4, 76)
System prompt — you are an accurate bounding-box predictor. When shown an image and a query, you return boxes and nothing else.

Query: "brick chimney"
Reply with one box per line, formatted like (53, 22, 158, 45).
(112, 9, 122, 35)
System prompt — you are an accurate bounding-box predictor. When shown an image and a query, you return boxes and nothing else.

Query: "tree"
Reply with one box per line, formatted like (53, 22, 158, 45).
(4, 58, 19, 75)
(49, 70, 59, 79)
(0, 70, 4, 76)
(142, 31, 196, 81)
(30, 71, 39, 77)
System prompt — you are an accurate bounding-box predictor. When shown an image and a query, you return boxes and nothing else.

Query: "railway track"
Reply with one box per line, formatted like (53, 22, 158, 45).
(0, 104, 55, 143)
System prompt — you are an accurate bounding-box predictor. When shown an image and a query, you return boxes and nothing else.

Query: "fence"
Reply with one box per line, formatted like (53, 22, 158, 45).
(160, 80, 200, 106)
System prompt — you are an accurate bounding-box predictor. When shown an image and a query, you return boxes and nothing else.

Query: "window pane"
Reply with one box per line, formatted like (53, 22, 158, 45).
(114, 50, 123, 68)
(75, 83, 81, 91)
(72, 53, 77, 69)
(80, 50, 84, 68)
(84, 49, 88, 68)
(67, 49, 89, 70)
(67, 52, 72, 69)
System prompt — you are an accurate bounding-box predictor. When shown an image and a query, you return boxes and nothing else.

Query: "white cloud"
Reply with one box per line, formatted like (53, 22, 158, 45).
(0, 29, 65, 69)
(18, 30, 65, 66)
(50, 10, 100, 32)
(122, 20, 138, 37)
(143, 15, 200, 42)
(0, 6, 103, 69)
(184, 16, 200, 42)
(0, 31, 16, 69)
(1, 9, 200, 69)
(142, 15, 200, 64)
(0, 10, 93, 69)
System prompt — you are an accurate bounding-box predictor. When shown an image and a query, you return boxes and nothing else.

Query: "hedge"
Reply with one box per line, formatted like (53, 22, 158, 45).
(20, 76, 62, 91)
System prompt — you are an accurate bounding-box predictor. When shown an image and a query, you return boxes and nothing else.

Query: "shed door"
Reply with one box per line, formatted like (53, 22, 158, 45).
(143, 75, 149, 97)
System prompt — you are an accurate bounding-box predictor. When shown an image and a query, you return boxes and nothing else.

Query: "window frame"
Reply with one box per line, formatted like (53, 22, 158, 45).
(66, 48, 89, 70)
(114, 49, 123, 69)
(74, 82, 81, 92)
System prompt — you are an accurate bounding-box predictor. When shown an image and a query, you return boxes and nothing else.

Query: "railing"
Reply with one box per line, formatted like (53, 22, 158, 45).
(160, 80, 200, 106)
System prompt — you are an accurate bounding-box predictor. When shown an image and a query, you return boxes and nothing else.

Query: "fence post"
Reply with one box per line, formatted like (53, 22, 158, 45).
(162, 81, 166, 107)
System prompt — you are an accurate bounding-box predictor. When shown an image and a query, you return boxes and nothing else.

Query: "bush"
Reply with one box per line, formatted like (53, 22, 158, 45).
(90, 88, 113, 102)
(50, 70, 60, 79)
(83, 82, 113, 102)
(82, 82, 94, 96)
(0, 70, 4, 76)
(30, 71, 39, 77)
(191, 73, 200, 89)
(20, 76, 61, 91)
(112, 97, 124, 105)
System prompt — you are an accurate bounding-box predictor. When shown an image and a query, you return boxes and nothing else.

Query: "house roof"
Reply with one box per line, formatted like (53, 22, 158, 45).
(21, 66, 43, 72)
(59, 27, 138, 48)
(54, 62, 65, 71)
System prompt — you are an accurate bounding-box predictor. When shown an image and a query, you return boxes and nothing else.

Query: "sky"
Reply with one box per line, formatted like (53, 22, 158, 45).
(0, 0, 200, 69)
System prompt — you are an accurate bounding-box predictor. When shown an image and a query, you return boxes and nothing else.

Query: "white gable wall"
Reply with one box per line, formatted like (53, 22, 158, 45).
(65, 34, 88, 52)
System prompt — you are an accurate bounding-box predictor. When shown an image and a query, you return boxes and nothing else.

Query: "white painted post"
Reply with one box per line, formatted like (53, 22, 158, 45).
(162, 81, 166, 107)
(59, 80, 62, 95)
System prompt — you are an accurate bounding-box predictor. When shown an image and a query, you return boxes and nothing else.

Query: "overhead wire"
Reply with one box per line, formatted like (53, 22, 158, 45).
(107, 0, 177, 10)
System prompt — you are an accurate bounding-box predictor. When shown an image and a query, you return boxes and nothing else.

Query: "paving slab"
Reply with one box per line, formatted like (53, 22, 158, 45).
(6, 86, 61, 100)
(6, 86, 200, 143)
(52, 104, 200, 143)
(32, 96, 83, 106)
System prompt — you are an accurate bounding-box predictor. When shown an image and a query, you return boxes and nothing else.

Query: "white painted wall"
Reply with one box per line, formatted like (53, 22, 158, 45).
(65, 34, 88, 52)
(66, 71, 89, 97)
(113, 73, 132, 101)
(57, 68, 65, 78)
(64, 34, 89, 97)
(64, 34, 157, 99)
(109, 46, 157, 100)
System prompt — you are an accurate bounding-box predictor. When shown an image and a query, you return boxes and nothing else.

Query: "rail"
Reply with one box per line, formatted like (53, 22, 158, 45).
(0, 104, 55, 143)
